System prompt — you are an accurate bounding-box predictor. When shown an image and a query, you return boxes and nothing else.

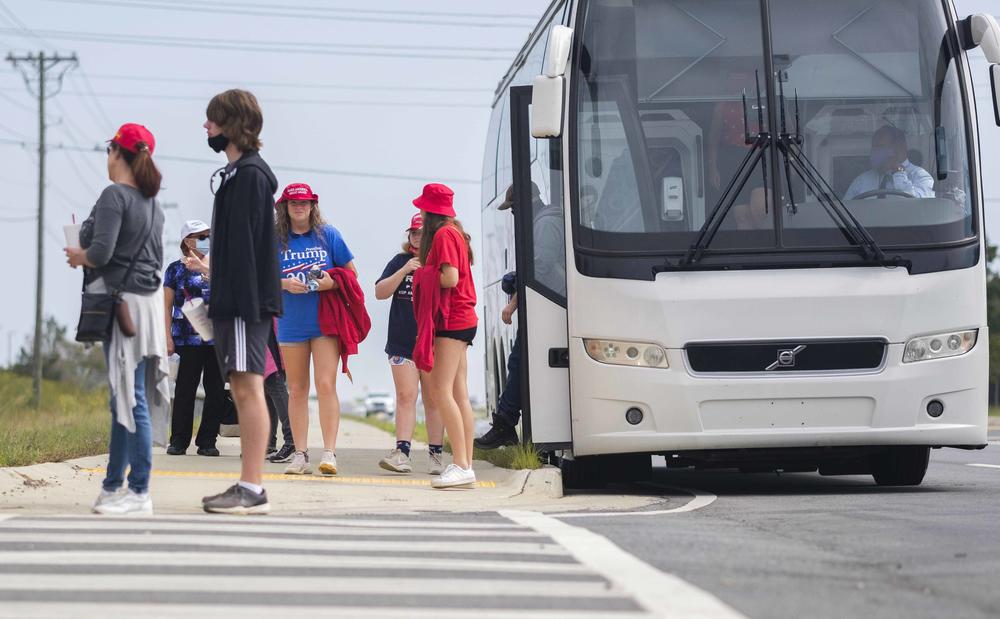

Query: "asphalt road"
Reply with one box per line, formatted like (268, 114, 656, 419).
(576, 438, 1000, 619)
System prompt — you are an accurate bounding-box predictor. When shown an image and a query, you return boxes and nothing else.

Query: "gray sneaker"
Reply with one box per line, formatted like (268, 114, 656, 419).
(284, 451, 312, 475)
(379, 449, 413, 474)
(202, 484, 269, 515)
(428, 451, 444, 475)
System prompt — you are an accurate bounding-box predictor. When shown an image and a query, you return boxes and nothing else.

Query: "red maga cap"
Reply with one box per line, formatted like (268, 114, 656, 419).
(276, 182, 318, 205)
(412, 183, 455, 218)
(407, 214, 423, 231)
(109, 123, 155, 155)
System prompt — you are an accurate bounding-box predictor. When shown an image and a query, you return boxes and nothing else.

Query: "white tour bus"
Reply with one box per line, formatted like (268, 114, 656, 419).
(481, 0, 1000, 487)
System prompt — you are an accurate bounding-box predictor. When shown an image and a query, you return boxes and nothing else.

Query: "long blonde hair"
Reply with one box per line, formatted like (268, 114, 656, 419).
(275, 200, 326, 251)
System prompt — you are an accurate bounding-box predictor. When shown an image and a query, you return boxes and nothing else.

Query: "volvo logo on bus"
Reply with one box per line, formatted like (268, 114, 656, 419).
(766, 345, 807, 371)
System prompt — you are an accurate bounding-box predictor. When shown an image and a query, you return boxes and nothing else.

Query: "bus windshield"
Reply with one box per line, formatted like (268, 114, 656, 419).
(574, 0, 976, 260)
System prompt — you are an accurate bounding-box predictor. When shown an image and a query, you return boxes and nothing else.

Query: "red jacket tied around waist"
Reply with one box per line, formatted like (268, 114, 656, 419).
(317, 267, 371, 381)
(412, 266, 448, 372)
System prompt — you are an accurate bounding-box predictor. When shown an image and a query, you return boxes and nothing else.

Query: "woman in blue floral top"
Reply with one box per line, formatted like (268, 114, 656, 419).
(163, 220, 226, 457)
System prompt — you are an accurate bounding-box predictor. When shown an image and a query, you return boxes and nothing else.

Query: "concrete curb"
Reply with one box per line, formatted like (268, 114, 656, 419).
(502, 465, 563, 500)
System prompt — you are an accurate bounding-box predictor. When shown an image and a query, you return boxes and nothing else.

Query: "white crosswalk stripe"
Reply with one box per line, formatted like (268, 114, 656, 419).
(0, 513, 653, 618)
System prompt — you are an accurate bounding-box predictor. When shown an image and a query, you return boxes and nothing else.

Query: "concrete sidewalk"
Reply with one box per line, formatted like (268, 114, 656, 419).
(0, 406, 659, 516)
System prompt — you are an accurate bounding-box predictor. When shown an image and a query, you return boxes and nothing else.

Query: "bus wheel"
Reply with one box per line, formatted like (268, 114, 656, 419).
(870, 446, 930, 486)
(560, 454, 652, 490)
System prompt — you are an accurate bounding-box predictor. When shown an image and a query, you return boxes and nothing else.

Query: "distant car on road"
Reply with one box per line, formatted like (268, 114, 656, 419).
(364, 391, 395, 417)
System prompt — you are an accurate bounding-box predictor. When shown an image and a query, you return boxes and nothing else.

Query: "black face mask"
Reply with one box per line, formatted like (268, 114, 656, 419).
(207, 134, 229, 153)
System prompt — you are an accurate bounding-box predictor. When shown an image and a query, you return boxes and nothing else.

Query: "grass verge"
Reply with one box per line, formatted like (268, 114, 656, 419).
(990, 407, 1000, 418)
(344, 412, 543, 470)
(473, 443, 543, 470)
(0, 371, 109, 467)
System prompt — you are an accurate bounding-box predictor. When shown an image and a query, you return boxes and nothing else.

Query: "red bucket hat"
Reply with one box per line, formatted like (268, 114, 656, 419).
(412, 183, 455, 218)
(406, 214, 423, 231)
(109, 123, 155, 155)
(276, 182, 318, 205)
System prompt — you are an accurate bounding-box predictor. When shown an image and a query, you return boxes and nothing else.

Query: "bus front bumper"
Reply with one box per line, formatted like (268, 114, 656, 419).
(568, 336, 988, 456)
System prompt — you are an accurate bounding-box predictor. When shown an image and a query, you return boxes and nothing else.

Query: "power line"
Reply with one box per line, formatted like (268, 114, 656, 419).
(73, 67, 114, 131)
(0, 88, 33, 113)
(84, 72, 492, 94)
(0, 119, 28, 139)
(0, 28, 514, 61)
(0, 137, 481, 185)
(43, 0, 539, 29)
(0, 87, 488, 109)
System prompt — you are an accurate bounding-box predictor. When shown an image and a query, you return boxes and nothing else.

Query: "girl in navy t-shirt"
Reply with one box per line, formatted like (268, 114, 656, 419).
(373, 213, 445, 475)
(275, 183, 355, 477)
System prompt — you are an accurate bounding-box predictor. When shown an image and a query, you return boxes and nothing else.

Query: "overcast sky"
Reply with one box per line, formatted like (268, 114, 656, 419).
(0, 0, 998, 402)
(0, 0, 548, 401)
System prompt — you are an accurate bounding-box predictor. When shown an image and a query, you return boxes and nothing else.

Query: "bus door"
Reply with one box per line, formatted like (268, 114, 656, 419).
(508, 84, 572, 450)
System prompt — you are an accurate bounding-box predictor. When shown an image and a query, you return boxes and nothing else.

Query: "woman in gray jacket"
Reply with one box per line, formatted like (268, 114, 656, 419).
(65, 122, 168, 516)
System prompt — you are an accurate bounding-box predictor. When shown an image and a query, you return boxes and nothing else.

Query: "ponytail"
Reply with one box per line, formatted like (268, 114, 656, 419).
(117, 142, 162, 198)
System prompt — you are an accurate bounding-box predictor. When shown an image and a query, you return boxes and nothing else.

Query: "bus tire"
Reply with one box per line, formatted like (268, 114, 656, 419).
(560, 454, 653, 489)
(870, 446, 930, 486)
(560, 456, 603, 490)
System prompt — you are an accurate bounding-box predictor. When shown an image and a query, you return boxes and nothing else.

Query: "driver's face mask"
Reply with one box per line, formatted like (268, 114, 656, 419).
(870, 146, 895, 169)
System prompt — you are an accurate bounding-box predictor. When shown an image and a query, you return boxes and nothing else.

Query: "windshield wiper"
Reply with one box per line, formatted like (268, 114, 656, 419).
(684, 73, 770, 266)
(774, 81, 889, 264)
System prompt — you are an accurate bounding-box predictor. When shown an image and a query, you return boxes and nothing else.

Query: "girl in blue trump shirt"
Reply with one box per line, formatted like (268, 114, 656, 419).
(275, 183, 355, 477)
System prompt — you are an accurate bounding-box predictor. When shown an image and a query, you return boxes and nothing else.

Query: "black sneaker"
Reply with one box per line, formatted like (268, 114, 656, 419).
(474, 423, 519, 450)
(265, 447, 278, 458)
(197, 447, 220, 457)
(202, 484, 270, 515)
(166, 445, 186, 456)
(268, 443, 296, 463)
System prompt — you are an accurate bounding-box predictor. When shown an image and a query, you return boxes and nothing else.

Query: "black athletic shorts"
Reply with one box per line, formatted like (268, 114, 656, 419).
(437, 326, 477, 345)
(213, 317, 272, 376)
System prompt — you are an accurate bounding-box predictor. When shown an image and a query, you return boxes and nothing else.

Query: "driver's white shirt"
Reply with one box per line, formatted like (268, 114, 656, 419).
(844, 159, 935, 200)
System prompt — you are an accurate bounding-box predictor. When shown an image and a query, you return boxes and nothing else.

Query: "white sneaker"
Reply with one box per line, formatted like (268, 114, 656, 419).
(379, 449, 412, 473)
(91, 488, 124, 512)
(428, 451, 444, 476)
(284, 451, 312, 475)
(431, 463, 476, 489)
(93, 489, 153, 516)
(318, 450, 338, 475)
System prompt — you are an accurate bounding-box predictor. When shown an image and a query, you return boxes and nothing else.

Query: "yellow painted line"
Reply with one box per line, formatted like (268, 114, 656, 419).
(78, 468, 497, 488)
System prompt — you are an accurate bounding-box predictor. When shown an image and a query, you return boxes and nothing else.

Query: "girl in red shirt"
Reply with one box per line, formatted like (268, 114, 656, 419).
(412, 183, 479, 489)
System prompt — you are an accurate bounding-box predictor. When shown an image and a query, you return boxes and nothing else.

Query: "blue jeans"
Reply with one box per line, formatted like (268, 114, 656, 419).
(103, 346, 152, 494)
(495, 334, 522, 427)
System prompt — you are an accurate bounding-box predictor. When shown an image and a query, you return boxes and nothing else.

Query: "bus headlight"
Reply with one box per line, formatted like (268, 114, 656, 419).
(902, 329, 977, 363)
(584, 339, 669, 368)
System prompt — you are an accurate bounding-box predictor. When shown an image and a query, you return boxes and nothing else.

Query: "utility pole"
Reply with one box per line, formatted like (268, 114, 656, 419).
(6, 51, 78, 407)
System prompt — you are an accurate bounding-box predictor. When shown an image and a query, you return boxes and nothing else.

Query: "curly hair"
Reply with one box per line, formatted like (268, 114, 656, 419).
(206, 89, 263, 152)
(275, 199, 326, 251)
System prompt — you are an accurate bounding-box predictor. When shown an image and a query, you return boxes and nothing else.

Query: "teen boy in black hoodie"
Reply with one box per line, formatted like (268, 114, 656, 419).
(200, 89, 282, 514)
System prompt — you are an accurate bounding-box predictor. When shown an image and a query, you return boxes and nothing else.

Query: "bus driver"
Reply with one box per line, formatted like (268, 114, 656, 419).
(844, 125, 934, 200)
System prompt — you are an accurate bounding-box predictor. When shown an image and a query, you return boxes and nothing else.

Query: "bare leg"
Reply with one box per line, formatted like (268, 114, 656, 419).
(391, 362, 419, 443)
(420, 370, 445, 446)
(281, 343, 312, 452)
(428, 337, 468, 468)
(452, 347, 475, 461)
(228, 371, 268, 486)
(310, 336, 342, 451)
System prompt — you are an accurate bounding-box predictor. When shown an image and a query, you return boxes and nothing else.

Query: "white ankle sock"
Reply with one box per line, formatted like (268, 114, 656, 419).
(238, 481, 264, 495)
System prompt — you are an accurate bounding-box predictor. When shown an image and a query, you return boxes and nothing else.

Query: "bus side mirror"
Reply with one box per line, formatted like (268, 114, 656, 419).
(965, 14, 1000, 126)
(532, 26, 574, 139)
(992, 65, 1000, 127)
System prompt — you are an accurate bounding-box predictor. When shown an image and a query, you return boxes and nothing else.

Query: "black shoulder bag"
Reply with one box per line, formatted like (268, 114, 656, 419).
(75, 207, 155, 343)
